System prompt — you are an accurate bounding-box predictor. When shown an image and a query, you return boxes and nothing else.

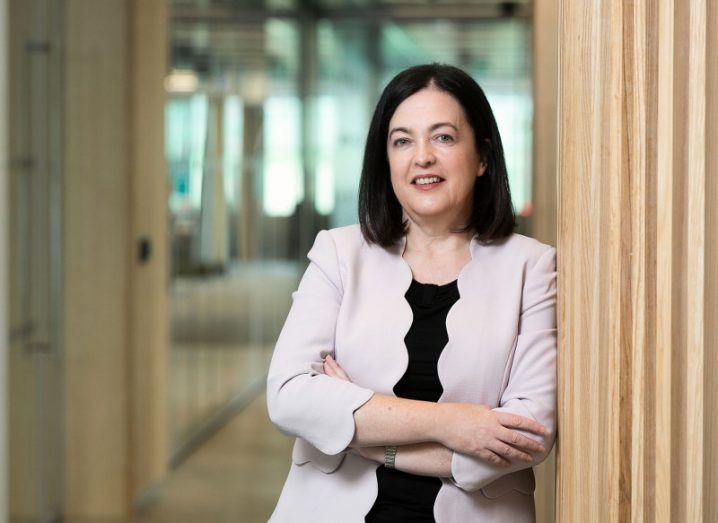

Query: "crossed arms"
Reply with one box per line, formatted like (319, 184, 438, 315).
(266, 230, 557, 492)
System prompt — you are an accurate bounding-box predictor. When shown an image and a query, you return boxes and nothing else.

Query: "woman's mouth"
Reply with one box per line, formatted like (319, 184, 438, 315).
(412, 176, 445, 190)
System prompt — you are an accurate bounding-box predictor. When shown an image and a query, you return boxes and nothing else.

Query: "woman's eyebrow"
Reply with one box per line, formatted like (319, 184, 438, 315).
(388, 122, 458, 137)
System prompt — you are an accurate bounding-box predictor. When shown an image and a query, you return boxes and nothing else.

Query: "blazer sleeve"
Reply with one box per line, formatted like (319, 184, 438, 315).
(450, 244, 558, 492)
(266, 229, 375, 456)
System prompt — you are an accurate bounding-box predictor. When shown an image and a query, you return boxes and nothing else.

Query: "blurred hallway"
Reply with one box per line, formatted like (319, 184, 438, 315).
(67, 392, 293, 523)
(5, 1, 545, 520)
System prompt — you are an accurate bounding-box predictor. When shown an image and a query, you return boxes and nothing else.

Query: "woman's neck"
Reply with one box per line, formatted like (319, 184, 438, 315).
(403, 225, 474, 258)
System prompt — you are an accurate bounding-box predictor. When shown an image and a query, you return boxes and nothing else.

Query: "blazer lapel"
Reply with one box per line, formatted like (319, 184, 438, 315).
(439, 236, 522, 405)
(334, 235, 412, 394)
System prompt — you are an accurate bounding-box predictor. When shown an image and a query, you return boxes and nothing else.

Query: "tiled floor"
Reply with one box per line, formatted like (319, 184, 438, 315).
(136, 391, 293, 523)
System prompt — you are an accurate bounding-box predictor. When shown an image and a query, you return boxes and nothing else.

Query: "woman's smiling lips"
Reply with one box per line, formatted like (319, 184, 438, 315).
(412, 179, 445, 190)
(411, 174, 446, 190)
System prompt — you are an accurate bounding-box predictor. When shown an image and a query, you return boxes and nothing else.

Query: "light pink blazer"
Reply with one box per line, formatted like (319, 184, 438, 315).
(266, 223, 557, 522)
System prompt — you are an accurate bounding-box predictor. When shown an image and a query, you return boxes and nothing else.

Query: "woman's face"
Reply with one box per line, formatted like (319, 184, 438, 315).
(387, 87, 486, 230)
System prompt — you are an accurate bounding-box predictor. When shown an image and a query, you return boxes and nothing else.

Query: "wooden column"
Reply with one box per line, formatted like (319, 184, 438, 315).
(556, 0, 717, 520)
(703, 3, 718, 521)
(64, 0, 168, 517)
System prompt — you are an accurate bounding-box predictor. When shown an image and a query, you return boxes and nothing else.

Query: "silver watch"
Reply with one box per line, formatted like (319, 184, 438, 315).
(384, 446, 397, 469)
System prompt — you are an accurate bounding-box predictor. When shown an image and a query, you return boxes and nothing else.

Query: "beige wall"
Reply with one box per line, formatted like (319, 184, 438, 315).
(129, 0, 170, 503)
(64, 1, 130, 513)
(556, 0, 717, 520)
(64, 0, 168, 517)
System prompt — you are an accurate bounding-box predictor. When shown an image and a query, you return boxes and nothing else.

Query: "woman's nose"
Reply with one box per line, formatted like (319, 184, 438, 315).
(414, 142, 436, 167)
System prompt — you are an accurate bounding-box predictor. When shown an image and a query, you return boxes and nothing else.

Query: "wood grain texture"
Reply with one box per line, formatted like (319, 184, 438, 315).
(556, 0, 716, 520)
(682, 2, 705, 520)
(705, 3, 718, 521)
(654, 2, 673, 520)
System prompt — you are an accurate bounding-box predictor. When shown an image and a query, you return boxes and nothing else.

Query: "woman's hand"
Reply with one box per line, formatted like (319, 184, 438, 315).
(434, 403, 549, 467)
(323, 354, 545, 468)
(322, 354, 353, 383)
(324, 356, 387, 463)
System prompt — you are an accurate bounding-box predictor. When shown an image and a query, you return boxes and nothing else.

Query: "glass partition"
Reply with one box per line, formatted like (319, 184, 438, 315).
(7, 0, 64, 519)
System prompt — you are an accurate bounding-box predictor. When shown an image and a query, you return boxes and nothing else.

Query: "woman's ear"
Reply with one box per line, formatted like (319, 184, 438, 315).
(477, 160, 488, 177)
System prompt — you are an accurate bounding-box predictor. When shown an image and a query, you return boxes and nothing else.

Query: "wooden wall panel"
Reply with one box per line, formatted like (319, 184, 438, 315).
(556, 0, 624, 520)
(556, 0, 717, 520)
(65, 0, 168, 516)
(703, 2, 717, 521)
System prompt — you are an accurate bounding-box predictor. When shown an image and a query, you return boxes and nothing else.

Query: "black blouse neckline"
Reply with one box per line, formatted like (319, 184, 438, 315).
(407, 277, 459, 306)
(411, 278, 458, 288)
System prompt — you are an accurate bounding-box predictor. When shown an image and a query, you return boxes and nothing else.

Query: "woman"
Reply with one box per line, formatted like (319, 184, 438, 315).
(266, 63, 557, 522)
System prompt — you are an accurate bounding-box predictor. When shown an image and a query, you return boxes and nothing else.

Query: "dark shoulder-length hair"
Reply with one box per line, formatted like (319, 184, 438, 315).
(358, 63, 516, 248)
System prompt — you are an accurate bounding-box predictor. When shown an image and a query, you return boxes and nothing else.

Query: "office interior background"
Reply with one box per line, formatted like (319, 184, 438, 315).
(2, 0, 717, 522)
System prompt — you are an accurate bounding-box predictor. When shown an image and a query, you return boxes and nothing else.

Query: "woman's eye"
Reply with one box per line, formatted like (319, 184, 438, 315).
(393, 138, 409, 146)
(436, 134, 454, 143)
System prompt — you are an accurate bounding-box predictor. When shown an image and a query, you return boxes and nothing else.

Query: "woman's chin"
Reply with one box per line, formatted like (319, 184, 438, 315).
(405, 207, 455, 224)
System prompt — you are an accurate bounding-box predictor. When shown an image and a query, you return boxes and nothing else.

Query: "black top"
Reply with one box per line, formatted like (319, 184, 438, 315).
(365, 278, 460, 523)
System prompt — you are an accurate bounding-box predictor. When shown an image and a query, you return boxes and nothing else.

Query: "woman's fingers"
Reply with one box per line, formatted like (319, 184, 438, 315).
(324, 355, 343, 376)
(323, 354, 352, 382)
(323, 359, 336, 377)
(478, 448, 511, 467)
(330, 357, 351, 381)
(497, 426, 546, 454)
(495, 411, 550, 437)
(323, 357, 340, 377)
(488, 438, 535, 463)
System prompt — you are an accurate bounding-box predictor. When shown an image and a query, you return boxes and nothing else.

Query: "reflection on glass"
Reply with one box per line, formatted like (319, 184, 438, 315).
(223, 95, 243, 210)
(315, 95, 337, 216)
(263, 96, 303, 217)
